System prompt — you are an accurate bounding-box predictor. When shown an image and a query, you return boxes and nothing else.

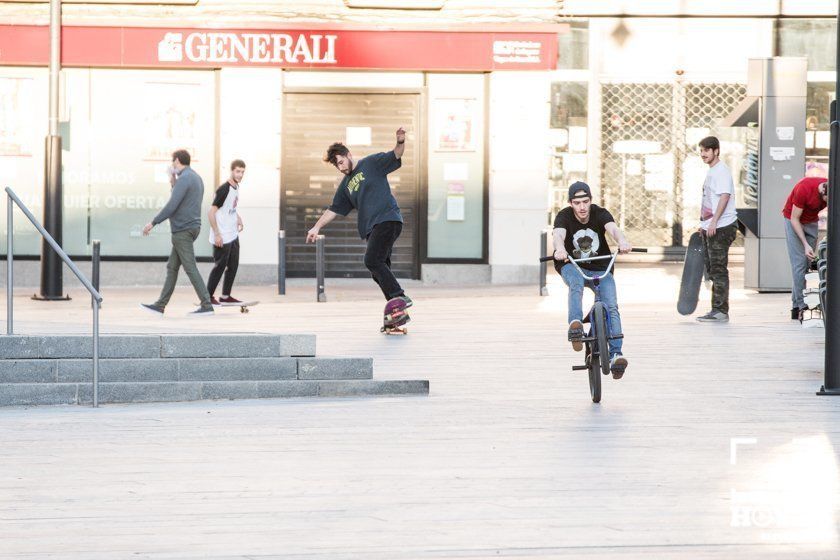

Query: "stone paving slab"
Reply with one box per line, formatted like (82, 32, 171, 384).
(176, 357, 298, 381)
(56, 358, 180, 383)
(160, 333, 315, 358)
(297, 357, 373, 380)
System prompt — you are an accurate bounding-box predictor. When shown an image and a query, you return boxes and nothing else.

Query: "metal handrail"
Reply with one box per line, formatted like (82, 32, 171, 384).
(5, 187, 103, 407)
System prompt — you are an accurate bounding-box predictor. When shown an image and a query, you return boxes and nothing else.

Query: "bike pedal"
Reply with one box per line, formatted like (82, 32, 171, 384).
(571, 365, 588, 371)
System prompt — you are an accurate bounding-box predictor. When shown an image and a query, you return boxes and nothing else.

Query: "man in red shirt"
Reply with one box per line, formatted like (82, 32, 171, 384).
(782, 177, 828, 319)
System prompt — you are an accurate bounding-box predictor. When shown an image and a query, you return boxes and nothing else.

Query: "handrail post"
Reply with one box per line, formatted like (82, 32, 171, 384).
(91, 240, 100, 308)
(277, 230, 286, 295)
(540, 229, 549, 296)
(316, 234, 326, 302)
(7, 192, 12, 335)
(92, 297, 99, 407)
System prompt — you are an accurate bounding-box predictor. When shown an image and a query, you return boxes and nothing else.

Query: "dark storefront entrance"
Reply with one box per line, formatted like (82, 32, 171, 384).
(281, 90, 422, 278)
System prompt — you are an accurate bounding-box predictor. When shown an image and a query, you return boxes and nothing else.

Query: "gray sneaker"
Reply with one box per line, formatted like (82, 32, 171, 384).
(697, 310, 729, 323)
(140, 303, 164, 315)
(189, 306, 215, 315)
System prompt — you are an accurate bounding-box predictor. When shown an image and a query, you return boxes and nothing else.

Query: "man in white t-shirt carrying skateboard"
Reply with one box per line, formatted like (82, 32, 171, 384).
(206, 159, 246, 306)
(696, 136, 738, 323)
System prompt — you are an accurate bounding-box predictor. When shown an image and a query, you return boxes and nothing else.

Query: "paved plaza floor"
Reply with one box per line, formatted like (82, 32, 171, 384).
(0, 264, 837, 559)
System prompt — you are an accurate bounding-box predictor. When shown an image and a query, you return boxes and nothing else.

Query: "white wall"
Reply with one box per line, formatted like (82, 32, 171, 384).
(563, 0, 837, 16)
(592, 18, 774, 81)
(488, 71, 550, 284)
(218, 67, 282, 265)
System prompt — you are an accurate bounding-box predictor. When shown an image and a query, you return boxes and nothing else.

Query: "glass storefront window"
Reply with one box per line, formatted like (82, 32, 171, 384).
(777, 19, 837, 72)
(426, 74, 485, 260)
(62, 69, 216, 258)
(557, 21, 589, 71)
(805, 82, 834, 177)
(549, 81, 588, 217)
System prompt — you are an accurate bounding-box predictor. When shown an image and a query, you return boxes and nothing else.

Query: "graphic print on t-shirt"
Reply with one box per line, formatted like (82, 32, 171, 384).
(347, 172, 366, 193)
(572, 228, 600, 259)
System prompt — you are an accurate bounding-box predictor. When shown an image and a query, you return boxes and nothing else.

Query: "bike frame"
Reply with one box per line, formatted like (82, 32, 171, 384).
(564, 253, 619, 334)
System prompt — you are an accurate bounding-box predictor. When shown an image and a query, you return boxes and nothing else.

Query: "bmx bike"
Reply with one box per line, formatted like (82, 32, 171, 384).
(540, 249, 646, 403)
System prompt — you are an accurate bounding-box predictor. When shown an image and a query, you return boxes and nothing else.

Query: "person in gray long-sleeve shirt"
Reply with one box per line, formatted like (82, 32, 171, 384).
(140, 149, 214, 315)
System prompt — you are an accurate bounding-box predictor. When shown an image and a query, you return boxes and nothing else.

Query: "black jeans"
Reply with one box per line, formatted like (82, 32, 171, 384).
(365, 221, 404, 300)
(207, 238, 240, 297)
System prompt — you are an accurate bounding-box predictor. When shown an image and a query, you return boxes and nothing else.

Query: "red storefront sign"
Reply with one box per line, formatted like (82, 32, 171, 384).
(0, 25, 558, 71)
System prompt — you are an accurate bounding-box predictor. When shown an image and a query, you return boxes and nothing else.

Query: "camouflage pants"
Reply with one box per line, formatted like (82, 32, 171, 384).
(701, 223, 737, 314)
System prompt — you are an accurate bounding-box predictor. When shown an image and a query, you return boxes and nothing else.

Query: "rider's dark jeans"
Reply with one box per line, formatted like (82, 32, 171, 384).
(559, 264, 623, 357)
(364, 221, 405, 300)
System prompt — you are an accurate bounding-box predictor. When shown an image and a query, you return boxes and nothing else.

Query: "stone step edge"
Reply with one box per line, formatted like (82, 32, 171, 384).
(0, 357, 374, 383)
(0, 334, 316, 359)
(0, 380, 430, 406)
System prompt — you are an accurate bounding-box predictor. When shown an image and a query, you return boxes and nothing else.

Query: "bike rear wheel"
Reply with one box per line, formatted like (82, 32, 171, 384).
(593, 302, 611, 380)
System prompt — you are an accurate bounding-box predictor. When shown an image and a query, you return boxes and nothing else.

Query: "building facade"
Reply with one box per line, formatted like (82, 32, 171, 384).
(0, 0, 836, 282)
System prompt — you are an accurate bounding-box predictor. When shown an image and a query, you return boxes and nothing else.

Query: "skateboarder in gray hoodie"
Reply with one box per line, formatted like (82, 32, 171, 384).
(140, 149, 214, 315)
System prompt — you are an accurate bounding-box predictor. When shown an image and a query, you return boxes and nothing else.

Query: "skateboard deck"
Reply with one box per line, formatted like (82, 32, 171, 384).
(677, 232, 705, 315)
(198, 301, 259, 313)
(382, 297, 410, 335)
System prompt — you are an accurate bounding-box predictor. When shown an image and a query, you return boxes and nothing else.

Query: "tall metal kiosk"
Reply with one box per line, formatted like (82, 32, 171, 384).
(722, 57, 807, 292)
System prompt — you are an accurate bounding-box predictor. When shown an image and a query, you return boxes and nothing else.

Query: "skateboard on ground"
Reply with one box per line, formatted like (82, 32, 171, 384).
(381, 297, 410, 335)
(677, 232, 705, 315)
(197, 301, 259, 313)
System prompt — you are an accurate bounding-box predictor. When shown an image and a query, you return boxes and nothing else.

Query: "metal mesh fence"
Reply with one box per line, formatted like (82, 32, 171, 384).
(600, 81, 746, 247)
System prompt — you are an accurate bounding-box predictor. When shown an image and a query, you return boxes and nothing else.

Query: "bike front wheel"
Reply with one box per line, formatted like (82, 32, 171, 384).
(593, 302, 611, 381)
(586, 342, 601, 403)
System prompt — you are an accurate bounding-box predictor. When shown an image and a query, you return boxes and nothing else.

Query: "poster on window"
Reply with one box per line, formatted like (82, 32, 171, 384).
(433, 98, 478, 152)
(0, 77, 36, 157)
(143, 81, 200, 161)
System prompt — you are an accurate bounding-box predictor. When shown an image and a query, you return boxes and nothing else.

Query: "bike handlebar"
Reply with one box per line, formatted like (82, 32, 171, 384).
(538, 247, 648, 263)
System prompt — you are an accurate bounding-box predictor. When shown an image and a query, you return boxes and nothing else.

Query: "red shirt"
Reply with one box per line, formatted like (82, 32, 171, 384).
(782, 177, 827, 224)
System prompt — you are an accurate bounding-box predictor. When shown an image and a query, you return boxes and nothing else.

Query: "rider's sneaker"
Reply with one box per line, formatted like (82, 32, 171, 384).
(209, 296, 220, 306)
(219, 295, 242, 304)
(697, 310, 729, 323)
(567, 319, 584, 352)
(398, 295, 413, 308)
(610, 353, 628, 379)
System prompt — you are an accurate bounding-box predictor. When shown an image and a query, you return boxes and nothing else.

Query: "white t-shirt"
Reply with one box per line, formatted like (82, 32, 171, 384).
(700, 161, 737, 230)
(209, 181, 239, 245)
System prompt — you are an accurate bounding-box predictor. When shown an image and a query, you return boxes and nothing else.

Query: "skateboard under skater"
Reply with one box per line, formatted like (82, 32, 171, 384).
(381, 297, 410, 335)
(677, 232, 705, 315)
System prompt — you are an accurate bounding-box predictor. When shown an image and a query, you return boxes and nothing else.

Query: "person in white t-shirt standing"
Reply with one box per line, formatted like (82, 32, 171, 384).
(206, 159, 245, 305)
(696, 136, 738, 323)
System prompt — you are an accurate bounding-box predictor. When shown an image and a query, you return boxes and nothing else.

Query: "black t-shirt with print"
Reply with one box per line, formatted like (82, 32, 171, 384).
(553, 204, 616, 272)
(328, 151, 403, 239)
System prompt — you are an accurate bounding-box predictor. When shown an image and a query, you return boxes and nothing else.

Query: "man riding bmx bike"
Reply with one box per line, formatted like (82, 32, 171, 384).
(552, 181, 633, 378)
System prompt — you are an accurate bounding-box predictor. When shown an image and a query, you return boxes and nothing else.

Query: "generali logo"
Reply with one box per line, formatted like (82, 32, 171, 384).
(157, 31, 338, 64)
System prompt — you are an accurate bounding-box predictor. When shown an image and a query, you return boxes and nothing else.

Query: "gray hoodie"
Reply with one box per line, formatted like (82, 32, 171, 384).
(152, 166, 204, 233)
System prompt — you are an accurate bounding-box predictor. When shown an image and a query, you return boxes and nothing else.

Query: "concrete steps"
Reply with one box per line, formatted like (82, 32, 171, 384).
(0, 334, 429, 406)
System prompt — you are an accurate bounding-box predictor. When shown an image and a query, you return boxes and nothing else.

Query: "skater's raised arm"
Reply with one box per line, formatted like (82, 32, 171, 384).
(306, 210, 339, 243)
(393, 127, 406, 159)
